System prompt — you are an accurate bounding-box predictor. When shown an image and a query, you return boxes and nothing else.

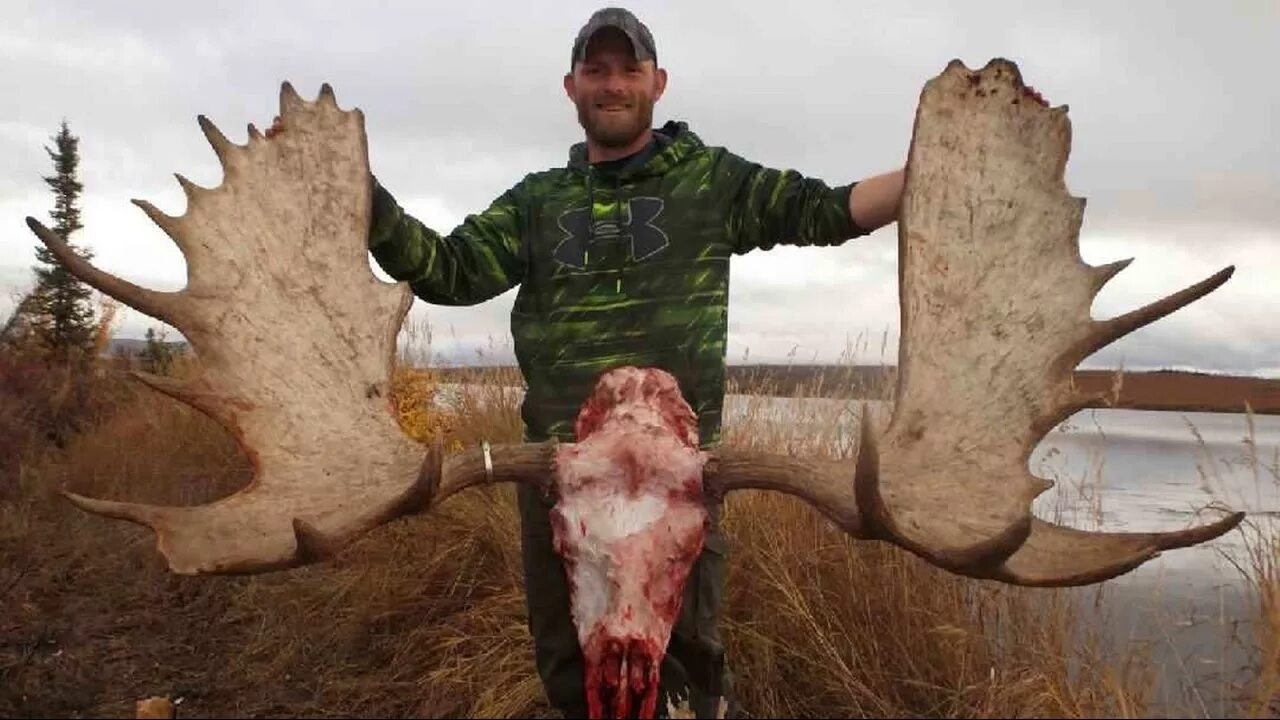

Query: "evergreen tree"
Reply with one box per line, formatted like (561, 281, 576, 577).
(30, 120, 97, 363)
(141, 326, 175, 375)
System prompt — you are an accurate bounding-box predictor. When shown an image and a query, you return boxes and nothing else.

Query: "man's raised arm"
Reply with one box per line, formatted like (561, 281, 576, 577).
(265, 115, 525, 306)
(368, 178, 526, 306)
(722, 152, 900, 255)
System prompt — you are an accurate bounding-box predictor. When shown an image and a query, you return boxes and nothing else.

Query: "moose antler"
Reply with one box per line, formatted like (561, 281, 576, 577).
(707, 58, 1243, 586)
(26, 83, 553, 574)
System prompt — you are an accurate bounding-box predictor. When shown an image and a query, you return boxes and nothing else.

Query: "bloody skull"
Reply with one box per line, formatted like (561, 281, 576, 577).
(550, 366, 711, 719)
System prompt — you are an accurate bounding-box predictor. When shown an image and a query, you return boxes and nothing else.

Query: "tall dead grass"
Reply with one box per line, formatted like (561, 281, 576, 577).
(1239, 521, 1280, 718)
(1216, 408, 1280, 718)
(0, 330, 1273, 718)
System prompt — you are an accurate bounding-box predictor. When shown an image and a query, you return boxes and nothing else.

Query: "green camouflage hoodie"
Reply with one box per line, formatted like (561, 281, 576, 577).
(368, 121, 867, 448)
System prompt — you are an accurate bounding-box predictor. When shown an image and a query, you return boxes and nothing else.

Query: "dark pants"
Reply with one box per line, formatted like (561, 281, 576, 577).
(517, 483, 733, 719)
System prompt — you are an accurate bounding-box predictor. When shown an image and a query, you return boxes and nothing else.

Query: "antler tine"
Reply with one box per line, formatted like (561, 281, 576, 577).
(1088, 257, 1134, 294)
(280, 80, 306, 112)
(131, 199, 191, 256)
(317, 82, 339, 108)
(127, 369, 246, 432)
(981, 512, 1246, 587)
(1074, 265, 1236, 366)
(61, 489, 166, 529)
(197, 114, 239, 170)
(173, 173, 209, 204)
(24, 216, 189, 329)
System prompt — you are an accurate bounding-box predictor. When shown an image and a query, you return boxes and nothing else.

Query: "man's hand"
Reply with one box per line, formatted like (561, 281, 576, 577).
(849, 168, 905, 233)
(265, 115, 284, 138)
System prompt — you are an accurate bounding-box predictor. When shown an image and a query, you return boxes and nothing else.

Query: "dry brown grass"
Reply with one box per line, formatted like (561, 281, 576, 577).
(1223, 411, 1280, 718)
(1241, 525, 1280, 718)
(0, 332, 1273, 718)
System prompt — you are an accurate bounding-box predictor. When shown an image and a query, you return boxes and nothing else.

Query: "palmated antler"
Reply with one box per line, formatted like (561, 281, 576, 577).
(707, 58, 1244, 586)
(27, 83, 552, 574)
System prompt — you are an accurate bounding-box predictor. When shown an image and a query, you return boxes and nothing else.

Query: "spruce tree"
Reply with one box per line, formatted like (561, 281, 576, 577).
(30, 120, 97, 362)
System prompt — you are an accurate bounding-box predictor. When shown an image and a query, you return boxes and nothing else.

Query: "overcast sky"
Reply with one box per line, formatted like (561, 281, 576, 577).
(2, 0, 1276, 374)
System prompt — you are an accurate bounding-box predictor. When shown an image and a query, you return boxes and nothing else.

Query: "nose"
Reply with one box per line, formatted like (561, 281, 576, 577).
(601, 68, 628, 96)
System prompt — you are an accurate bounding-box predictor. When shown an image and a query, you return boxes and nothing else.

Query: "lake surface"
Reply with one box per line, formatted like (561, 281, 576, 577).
(722, 394, 1279, 717)
(437, 385, 1280, 716)
(1030, 406, 1277, 718)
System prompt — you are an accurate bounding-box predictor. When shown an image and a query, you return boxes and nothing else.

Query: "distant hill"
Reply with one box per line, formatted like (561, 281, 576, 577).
(430, 364, 1280, 415)
(104, 337, 189, 358)
(97, 338, 1280, 415)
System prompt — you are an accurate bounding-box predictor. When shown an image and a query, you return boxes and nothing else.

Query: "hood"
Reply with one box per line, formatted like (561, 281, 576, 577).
(567, 120, 704, 182)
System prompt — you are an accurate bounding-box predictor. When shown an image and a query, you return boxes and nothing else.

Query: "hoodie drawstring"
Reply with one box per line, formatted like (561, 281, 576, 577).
(583, 169, 625, 295)
(585, 170, 595, 269)
(615, 176, 624, 295)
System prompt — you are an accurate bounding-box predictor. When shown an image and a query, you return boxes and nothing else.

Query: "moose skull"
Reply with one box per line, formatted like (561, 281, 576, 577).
(550, 366, 710, 719)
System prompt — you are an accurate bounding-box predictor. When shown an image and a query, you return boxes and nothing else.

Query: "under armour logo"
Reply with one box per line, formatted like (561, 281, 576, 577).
(553, 197, 669, 270)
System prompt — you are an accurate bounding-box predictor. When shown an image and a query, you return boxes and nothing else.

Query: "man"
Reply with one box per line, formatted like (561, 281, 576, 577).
(373, 8, 899, 718)
(270, 7, 1037, 718)
(367, 11, 898, 716)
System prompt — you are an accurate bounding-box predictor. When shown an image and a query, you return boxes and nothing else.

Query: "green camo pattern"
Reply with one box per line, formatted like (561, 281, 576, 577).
(368, 121, 867, 448)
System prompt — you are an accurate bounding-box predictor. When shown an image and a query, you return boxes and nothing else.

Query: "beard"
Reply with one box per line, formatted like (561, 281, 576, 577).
(576, 94, 655, 149)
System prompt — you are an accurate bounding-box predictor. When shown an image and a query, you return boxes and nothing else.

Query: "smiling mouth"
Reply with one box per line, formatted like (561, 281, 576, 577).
(595, 103, 631, 113)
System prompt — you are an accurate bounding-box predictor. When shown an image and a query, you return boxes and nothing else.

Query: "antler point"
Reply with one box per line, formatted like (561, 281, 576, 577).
(173, 173, 206, 202)
(292, 517, 335, 563)
(411, 438, 444, 512)
(279, 81, 305, 113)
(196, 114, 238, 162)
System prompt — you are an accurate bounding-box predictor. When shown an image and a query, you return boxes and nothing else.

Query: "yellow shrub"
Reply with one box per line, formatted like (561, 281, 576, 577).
(390, 366, 460, 449)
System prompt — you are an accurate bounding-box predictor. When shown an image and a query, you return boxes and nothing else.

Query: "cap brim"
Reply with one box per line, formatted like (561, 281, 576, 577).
(573, 23, 655, 65)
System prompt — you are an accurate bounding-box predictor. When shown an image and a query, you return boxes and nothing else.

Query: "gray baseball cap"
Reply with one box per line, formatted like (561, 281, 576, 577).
(570, 7, 658, 68)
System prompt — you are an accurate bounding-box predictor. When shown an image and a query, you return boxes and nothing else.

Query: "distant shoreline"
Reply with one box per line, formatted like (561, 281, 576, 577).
(426, 364, 1280, 416)
(101, 338, 1280, 415)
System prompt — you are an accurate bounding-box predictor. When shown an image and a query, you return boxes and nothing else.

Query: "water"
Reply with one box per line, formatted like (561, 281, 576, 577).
(721, 394, 1280, 717)
(436, 385, 1280, 715)
(1029, 407, 1279, 718)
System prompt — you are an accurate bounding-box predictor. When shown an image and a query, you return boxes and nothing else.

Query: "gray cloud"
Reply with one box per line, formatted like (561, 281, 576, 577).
(2, 0, 1276, 374)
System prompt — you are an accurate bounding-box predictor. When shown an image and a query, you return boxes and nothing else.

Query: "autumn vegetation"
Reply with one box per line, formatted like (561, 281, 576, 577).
(1, 315, 1278, 719)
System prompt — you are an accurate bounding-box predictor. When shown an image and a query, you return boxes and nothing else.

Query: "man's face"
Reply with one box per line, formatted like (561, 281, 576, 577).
(564, 29, 668, 149)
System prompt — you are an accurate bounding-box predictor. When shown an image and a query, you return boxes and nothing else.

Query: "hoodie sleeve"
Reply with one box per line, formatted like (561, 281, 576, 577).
(367, 176, 526, 306)
(720, 152, 870, 254)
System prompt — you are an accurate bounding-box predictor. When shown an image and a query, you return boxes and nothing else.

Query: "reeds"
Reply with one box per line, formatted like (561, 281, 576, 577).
(0, 326, 1273, 718)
